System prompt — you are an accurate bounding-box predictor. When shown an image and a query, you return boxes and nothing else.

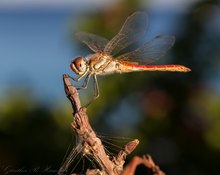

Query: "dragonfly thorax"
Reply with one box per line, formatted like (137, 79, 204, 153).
(70, 56, 88, 75)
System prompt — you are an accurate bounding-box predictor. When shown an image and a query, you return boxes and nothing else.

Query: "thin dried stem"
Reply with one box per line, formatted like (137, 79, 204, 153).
(59, 74, 139, 175)
(122, 155, 165, 175)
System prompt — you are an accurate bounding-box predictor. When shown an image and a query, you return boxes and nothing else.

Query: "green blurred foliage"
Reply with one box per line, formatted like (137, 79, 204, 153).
(0, 89, 74, 173)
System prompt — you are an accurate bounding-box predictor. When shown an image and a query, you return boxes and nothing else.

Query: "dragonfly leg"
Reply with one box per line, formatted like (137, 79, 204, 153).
(83, 75, 99, 108)
(75, 73, 92, 90)
(93, 74, 99, 100)
(67, 70, 91, 91)
(67, 69, 88, 82)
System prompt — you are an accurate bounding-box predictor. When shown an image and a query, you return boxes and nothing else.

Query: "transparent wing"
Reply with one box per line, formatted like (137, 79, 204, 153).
(116, 35, 175, 64)
(75, 32, 109, 53)
(104, 11, 148, 55)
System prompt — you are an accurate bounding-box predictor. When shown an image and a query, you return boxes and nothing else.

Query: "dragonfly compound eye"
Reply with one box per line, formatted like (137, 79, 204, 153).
(70, 56, 87, 75)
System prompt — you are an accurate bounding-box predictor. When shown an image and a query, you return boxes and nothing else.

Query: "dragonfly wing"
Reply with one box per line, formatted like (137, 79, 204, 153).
(104, 11, 148, 55)
(116, 35, 175, 64)
(75, 32, 109, 53)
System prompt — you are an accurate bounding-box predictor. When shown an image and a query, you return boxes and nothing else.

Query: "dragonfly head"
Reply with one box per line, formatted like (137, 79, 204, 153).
(70, 56, 87, 75)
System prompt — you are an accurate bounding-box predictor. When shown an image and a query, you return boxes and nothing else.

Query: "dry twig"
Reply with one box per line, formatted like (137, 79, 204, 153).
(58, 74, 139, 175)
(122, 155, 165, 175)
(59, 74, 165, 175)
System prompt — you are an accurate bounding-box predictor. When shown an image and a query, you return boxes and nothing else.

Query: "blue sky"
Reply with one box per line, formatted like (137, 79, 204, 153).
(0, 0, 202, 102)
(0, 10, 75, 101)
(0, 0, 199, 10)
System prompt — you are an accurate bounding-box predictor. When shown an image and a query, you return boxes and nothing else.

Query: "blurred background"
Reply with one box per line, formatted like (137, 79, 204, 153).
(0, 0, 220, 174)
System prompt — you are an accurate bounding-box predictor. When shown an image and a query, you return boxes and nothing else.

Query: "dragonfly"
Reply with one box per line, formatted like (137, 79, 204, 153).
(68, 11, 191, 106)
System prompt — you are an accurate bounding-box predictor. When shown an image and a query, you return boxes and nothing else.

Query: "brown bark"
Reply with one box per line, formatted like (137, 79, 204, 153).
(59, 74, 139, 175)
(59, 74, 165, 175)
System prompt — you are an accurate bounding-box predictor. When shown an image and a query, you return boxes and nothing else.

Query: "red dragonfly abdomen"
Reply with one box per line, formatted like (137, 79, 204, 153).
(118, 61, 191, 73)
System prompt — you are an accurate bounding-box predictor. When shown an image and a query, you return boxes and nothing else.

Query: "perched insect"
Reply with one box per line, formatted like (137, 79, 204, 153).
(68, 11, 191, 106)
